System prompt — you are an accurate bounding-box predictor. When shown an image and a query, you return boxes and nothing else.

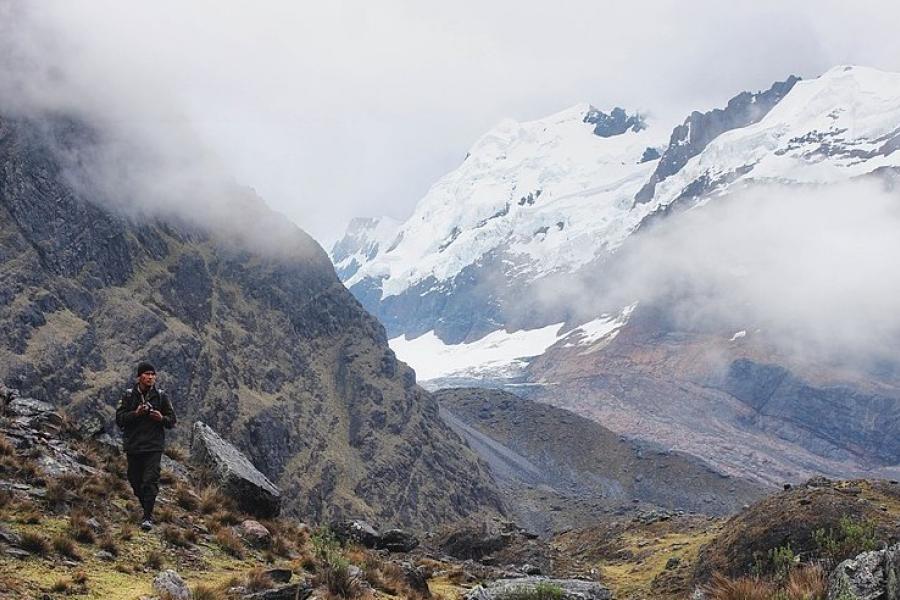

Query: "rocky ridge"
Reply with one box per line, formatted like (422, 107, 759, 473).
(0, 112, 504, 531)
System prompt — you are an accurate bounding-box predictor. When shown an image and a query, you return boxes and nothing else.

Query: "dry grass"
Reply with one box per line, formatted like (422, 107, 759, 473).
(161, 524, 191, 548)
(192, 584, 230, 600)
(784, 565, 827, 600)
(199, 485, 235, 515)
(69, 514, 96, 544)
(98, 534, 119, 556)
(52, 534, 83, 561)
(175, 483, 199, 511)
(164, 445, 187, 462)
(216, 527, 246, 558)
(245, 567, 274, 592)
(0, 434, 15, 455)
(19, 531, 51, 556)
(119, 522, 135, 541)
(146, 548, 166, 570)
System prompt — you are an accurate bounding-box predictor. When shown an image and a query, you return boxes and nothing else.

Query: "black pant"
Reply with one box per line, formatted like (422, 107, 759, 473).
(126, 451, 162, 520)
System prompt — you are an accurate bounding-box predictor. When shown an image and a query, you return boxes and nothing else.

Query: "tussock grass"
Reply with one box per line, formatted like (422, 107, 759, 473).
(52, 534, 83, 561)
(215, 528, 245, 558)
(19, 531, 51, 556)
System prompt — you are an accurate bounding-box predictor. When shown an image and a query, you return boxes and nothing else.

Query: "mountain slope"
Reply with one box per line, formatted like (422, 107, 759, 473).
(436, 387, 767, 536)
(0, 113, 505, 531)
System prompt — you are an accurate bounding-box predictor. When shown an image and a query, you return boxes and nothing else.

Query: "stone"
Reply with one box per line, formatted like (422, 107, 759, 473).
(522, 563, 542, 575)
(239, 520, 272, 548)
(262, 568, 292, 584)
(96, 550, 115, 561)
(152, 569, 190, 600)
(401, 562, 431, 597)
(465, 578, 612, 600)
(827, 543, 900, 600)
(242, 583, 313, 600)
(189, 422, 281, 517)
(332, 519, 380, 548)
(378, 528, 419, 553)
(6, 547, 31, 559)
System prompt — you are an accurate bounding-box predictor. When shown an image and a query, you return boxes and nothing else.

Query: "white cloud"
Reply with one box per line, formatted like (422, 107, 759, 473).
(2, 0, 900, 245)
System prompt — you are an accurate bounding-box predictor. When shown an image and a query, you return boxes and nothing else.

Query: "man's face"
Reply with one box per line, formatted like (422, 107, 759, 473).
(138, 371, 156, 388)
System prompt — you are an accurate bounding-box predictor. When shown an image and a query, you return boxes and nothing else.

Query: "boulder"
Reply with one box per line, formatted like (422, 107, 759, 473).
(466, 578, 612, 600)
(827, 543, 900, 600)
(262, 568, 292, 584)
(239, 520, 272, 548)
(378, 528, 419, 553)
(152, 570, 190, 600)
(242, 583, 313, 600)
(331, 519, 380, 548)
(189, 421, 281, 517)
(400, 562, 431, 597)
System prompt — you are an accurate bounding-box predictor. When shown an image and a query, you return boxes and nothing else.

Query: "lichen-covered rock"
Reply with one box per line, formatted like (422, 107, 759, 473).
(238, 519, 272, 548)
(190, 421, 281, 517)
(466, 577, 612, 600)
(152, 569, 190, 600)
(827, 543, 900, 600)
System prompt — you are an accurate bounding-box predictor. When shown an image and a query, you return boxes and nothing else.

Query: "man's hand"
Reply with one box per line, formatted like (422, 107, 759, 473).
(148, 410, 163, 422)
(135, 403, 150, 416)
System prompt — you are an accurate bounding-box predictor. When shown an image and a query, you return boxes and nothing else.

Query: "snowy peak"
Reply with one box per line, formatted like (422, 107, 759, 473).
(635, 74, 800, 203)
(330, 216, 400, 281)
(342, 103, 668, 296)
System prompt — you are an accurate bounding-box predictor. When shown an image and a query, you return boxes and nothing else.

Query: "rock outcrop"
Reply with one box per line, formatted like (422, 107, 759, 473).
(828, 543, 900, 600)
(466, 577, 612, 600)
(190, 421, 281, 518)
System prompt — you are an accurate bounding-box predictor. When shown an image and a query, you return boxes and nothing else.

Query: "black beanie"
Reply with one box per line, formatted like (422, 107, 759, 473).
(136, 362, 156, 376)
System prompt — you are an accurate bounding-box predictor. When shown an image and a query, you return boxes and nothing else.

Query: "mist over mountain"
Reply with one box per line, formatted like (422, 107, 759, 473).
(332, 65, 900, 486)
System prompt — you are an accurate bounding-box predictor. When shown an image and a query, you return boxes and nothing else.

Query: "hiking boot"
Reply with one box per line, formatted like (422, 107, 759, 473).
(140, 518, 153, 531)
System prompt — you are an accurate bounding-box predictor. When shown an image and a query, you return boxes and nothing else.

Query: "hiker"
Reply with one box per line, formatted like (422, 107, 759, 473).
(115, 362, 177, 530)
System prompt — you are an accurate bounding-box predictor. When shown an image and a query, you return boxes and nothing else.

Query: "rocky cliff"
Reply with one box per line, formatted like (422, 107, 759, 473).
(0, 113, 505, 530)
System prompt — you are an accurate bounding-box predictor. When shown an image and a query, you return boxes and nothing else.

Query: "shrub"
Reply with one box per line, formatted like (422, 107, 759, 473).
(813, 517, 878, 568)
(311, 527, 362, 598)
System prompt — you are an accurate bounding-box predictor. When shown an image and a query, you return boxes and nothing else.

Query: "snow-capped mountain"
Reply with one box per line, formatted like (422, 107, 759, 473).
(334, 66, 900, 346)
(330, 65, 900, 487)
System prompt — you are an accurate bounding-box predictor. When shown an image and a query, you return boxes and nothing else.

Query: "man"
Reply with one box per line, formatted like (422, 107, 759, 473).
(115, 361, 177, 531)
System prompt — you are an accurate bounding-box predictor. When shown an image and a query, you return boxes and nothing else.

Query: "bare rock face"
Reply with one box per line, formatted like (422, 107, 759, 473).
(827, 543, 900, 600)
(190, 421, 281, 518)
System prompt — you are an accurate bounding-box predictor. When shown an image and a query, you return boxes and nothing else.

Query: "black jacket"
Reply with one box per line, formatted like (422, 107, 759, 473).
(115, 386, 176, 454)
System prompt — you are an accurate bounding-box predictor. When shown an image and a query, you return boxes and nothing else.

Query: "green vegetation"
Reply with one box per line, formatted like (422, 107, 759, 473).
(813, 516, 878, 568)
(498, 581, 565, 600)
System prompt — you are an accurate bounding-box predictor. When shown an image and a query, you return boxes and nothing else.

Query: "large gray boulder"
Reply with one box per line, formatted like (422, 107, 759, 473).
(152, 570, 190, 600)
(828, 543, 900, 600)
(466, 578, 612, 600)
(189, 421, 281, 517)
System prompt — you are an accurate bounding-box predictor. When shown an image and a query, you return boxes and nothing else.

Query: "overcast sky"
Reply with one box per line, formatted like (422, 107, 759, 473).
(3, 0, 900, 246)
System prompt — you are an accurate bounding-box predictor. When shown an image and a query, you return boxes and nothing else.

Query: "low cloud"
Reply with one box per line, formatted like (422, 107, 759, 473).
(586, 179, 900, 367)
